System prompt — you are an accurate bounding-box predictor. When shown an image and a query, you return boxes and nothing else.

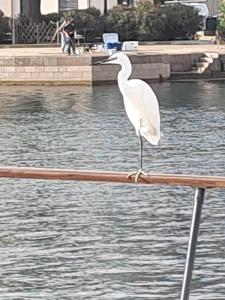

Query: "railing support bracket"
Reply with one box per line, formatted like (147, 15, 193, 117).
(181, 188, 206, 300)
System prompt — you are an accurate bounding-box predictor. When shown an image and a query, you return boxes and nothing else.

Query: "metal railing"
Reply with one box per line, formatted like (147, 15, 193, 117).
(1, 166, 225, 300)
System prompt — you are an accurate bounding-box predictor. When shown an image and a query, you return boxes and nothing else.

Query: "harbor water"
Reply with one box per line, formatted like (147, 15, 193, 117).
(0, 81, 225, 299)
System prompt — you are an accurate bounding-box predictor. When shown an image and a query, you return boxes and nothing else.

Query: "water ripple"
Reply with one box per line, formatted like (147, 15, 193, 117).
(0, 83, 225, 299)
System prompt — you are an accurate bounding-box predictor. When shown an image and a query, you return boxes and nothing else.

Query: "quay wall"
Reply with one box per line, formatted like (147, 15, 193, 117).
(0, 56, 93, 85)
(168, 53, 203, 72)
(0, 54, 171, 85)
(0, 53, 224, 85)
(92, 54, 170, 83)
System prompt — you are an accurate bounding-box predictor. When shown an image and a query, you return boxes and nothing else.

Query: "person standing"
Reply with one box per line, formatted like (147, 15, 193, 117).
(63, 18, 76, 55)
(58, 18, 67, 53)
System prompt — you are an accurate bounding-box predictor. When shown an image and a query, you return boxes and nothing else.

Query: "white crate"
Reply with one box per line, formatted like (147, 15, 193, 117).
(122, 41, 139, 51)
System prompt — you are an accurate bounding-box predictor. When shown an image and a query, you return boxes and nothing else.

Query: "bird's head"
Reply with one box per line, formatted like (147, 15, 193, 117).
(94, 52, 129, 66)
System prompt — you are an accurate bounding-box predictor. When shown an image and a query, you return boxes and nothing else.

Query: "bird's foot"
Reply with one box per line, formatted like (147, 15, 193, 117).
(127, 169, 147, 183)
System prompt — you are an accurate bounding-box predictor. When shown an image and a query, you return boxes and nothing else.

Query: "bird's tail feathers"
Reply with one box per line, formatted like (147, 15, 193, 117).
(143, 133, 160, 146)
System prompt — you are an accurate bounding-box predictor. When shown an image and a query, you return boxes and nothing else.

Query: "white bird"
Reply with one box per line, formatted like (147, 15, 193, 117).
(95, 52, 161, 182)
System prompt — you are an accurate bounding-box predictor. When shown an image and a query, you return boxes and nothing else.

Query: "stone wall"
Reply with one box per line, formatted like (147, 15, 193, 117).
(1, 52, 223, 85)
(167, 54, 203, 72)
(92, 54, 170, 84)
(0, 56, 93, 85)
(92, 63, 170, 83)
(0, 53, 171, 85)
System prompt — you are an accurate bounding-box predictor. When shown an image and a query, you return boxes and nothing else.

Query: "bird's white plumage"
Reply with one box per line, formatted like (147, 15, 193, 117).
(123, 79, 160, 145)
(104, 52, 160, 146)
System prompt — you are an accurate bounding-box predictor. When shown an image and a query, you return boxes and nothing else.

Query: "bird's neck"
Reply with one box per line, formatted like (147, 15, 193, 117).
(118, 60, 132, 89)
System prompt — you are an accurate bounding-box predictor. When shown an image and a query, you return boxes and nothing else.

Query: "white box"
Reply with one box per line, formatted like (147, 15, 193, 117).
(122, 41, 139, 51)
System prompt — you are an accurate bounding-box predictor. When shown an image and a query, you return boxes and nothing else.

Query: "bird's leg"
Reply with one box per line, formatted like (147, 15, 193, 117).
(139, 133, 143, 170)
(135, 134, 147, 181)
(128, 134, 146, 183)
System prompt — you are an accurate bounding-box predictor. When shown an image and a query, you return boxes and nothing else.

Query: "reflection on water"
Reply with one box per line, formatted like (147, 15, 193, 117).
(0, 82, 225, 299)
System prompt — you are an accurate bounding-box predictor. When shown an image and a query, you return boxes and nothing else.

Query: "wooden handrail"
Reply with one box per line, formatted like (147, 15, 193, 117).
(0, 166, 225, 188)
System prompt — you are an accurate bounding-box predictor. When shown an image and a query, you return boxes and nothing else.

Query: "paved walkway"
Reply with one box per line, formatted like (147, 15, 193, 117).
(0, 43, 225, 57)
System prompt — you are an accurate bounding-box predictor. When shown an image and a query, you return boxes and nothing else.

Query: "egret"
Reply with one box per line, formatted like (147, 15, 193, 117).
(95, 53, 161, 182)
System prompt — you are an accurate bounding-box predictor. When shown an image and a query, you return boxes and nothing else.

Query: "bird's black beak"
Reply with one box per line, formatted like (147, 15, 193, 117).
(93, 57, 117, 65)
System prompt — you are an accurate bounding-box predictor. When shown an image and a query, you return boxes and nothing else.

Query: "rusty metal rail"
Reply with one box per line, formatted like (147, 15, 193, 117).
(0, 166, 225, 188)
(1, 165, 225, 300)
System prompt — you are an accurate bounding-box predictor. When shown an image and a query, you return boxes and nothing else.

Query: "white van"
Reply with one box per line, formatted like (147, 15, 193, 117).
(183, 3, 209, 30)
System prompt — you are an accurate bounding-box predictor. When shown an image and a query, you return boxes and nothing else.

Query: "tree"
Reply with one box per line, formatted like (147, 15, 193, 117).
(104, 5, 138, 40)
(219, 1, 225, 33)
(21, 0, 41, 21)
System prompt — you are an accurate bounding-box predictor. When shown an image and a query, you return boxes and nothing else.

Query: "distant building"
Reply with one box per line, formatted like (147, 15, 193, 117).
(0, 0, 20, 17)
(57, 1, 135, 12)
(0, 0, 137, 17)
(0, 0, 134, 17)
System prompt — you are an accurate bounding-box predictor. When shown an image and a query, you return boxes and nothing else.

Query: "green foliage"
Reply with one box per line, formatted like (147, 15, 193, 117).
(104, 3, 202, 41)
(104, 5, 138, 40)
(136, 2, 165, 41)
(17, 12, 63, 24)
(41, 13, 63, 23)
(0, 3, 202, 44)
(218, 0, 225, 32)
(64, 7, 103, 37)
(15, 7, 103, 43)
(154, 4, 202, 40)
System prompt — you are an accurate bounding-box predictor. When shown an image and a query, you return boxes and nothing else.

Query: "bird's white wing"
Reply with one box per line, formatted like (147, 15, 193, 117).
(123, 79, 160, 145)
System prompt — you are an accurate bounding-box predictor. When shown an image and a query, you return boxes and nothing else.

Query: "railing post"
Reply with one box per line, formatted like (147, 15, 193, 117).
(180, 188, 206, 300)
